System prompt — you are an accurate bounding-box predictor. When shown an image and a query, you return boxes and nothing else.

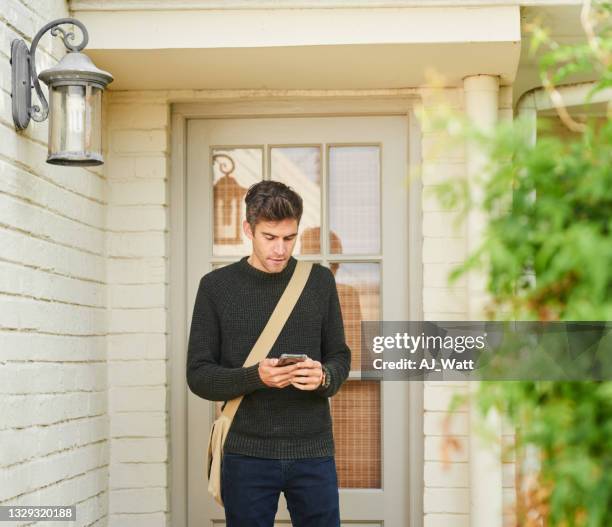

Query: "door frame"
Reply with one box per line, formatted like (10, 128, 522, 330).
(169, 97, 424, 527)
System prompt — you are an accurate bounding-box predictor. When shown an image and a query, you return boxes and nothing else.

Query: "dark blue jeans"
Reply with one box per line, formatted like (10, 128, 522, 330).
(221, 452, 340, 527)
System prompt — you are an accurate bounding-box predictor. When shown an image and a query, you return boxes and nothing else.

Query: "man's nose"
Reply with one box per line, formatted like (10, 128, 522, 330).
(273, 241, 285, 255)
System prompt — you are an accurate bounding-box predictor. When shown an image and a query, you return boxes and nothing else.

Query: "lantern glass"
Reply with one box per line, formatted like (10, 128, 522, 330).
(48, 83, 103, 166)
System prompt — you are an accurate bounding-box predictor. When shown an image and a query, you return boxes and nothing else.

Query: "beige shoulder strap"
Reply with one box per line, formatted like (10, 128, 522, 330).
(221, 260, 313, 420)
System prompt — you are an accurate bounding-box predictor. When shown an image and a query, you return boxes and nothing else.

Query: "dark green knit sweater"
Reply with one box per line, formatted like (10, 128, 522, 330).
(186, 255, 351, 459)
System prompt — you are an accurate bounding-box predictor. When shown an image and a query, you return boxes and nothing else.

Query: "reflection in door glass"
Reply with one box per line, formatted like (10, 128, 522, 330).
(328, 146, 380, 255)
(212, 148, 263, 257)
(333, 262, 380, 371)
(270, 146, 322, 255)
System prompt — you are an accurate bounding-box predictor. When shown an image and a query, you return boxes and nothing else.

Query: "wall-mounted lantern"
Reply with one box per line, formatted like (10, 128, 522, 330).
(11, 18, 113, 166)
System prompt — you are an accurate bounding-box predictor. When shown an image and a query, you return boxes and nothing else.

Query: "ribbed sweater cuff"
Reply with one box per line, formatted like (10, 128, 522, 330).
(241, 363, 266, 393)
(315, 364, 333, 397)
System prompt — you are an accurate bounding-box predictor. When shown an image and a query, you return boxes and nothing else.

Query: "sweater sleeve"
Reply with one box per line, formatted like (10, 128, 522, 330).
(186, 275, 266, 401)
(315, 269, 352, 398)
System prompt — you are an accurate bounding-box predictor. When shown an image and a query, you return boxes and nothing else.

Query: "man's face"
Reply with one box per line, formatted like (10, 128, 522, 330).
(243, 218, 299, 273)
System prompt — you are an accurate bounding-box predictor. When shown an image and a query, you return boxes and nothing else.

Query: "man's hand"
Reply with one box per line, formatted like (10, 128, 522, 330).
(258, 358, 300, 388)
(290, 358, 324, 391)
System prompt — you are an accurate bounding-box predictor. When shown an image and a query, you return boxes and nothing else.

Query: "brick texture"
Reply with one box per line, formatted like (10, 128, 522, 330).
(0, 2, 109, 526)
(105, 95, 170, 526)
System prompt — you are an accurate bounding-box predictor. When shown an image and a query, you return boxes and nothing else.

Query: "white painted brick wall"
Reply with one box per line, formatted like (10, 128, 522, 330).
(425, 513, 470, 527)
(108, 386, 166, 413)
(0, 2, 109, 526)
(110, 412, 166, 437)
(423, 237, 466, 264)
(107, 334, 166, 361)
(420, 88, 470, 527)
(425, 488, 470, 514)
(8, 467, 108, 525)
(105, 94, 170, 526)
(107, 257, 166, 284)
(109, 487, 168, 514)
(110, 512, 168, 527)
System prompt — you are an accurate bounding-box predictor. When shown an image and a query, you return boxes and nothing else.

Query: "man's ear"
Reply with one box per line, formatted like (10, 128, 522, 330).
(243, 220, 254, 240)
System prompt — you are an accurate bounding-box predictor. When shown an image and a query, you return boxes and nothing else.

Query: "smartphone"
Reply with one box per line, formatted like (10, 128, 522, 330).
(276, 353, 308, 366)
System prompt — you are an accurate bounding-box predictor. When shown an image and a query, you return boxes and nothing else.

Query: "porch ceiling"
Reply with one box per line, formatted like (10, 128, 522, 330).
(74, 6, 522, 91)
(514, 5, 598, 105)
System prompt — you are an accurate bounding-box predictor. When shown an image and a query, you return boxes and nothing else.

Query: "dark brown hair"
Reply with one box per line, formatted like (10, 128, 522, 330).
(245, 180, 303, 229)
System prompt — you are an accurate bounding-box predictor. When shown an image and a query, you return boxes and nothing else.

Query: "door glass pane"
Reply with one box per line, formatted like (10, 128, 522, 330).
(331, 380, 381, 489)
(328, 146, 380, 255)
(270, 146, 322, 255)
(212, 148, 263, 257)
(333, 262, 380, 371)
(330, 263, 381, 490)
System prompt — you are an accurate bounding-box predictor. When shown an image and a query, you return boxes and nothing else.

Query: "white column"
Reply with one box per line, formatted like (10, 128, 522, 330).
(463, 74, 503, 527)
(464, 74, 499, 317)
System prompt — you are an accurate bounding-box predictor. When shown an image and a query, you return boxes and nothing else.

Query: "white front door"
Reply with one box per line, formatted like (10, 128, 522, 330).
(186, 115, 412, 526)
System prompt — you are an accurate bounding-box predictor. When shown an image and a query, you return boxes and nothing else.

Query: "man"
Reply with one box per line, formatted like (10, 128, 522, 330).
(186, 180, 351, 527)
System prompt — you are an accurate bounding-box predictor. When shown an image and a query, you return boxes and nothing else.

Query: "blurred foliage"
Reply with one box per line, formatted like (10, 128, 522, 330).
(424, 2, 612, 526)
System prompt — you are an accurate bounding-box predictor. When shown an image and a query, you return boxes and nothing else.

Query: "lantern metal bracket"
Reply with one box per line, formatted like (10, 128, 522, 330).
(10, 18, 88, 130)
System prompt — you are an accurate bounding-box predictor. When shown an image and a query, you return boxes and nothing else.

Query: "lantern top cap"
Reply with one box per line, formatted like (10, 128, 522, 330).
(38, 51, 113, 88)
